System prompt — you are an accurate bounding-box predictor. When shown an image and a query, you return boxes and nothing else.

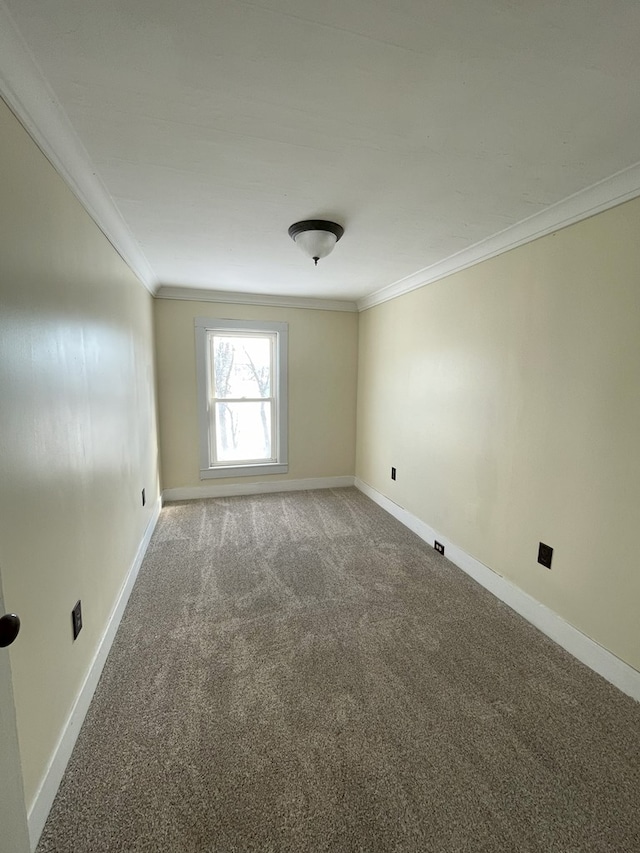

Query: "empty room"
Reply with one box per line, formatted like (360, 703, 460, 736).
(1, 1, 639, 851)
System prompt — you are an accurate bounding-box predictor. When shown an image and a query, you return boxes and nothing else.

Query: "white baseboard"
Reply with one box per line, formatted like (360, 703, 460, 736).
(162, 475, 355, 503)
(27, 499, 162, 850)
(355, 478, 640, 704)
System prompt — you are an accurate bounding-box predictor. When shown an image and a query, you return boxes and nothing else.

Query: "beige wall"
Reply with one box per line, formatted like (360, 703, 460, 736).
(0, 98, 160, 808)
(357, 198, 640, 672)
(154, 299, 358, 490)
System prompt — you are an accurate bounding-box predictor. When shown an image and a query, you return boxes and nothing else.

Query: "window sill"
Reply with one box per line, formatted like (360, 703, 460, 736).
(199, 462, 288, 480)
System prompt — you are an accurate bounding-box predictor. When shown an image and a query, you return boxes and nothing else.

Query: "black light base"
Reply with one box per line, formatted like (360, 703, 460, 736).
(288, 220, 344, 242)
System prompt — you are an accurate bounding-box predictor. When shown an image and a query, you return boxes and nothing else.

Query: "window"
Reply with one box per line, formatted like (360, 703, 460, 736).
(195, 318, 288, 478)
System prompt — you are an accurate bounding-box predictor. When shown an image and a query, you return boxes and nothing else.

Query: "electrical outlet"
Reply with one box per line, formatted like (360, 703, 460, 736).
(538, 542, 553, 569)
(141, 488, 146, 507)
(391, 467, 396, 481)
(72, 600, 82, 640)
(434, 541, 445, 556)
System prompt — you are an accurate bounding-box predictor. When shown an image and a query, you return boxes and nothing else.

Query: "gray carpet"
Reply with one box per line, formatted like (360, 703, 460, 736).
(37, 488, 640, 852)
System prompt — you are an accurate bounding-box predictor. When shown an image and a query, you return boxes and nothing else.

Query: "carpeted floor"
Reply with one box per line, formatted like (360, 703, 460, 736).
(37, 488, 640, 852)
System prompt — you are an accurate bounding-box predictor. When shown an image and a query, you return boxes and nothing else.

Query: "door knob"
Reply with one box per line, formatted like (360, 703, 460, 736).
(0, 613, 20, 647)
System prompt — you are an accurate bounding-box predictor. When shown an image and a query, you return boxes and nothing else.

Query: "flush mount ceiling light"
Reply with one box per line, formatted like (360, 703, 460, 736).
(288, 220, 344, 266)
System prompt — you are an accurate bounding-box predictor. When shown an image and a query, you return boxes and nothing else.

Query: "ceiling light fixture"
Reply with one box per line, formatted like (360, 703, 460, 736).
(288, 220, 344, 266)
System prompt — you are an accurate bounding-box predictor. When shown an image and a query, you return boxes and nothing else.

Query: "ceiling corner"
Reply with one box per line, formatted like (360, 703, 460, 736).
(0, 0, 158, 293)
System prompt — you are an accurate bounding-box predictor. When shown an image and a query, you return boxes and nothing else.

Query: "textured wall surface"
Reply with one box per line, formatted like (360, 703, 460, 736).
(154, 299, 358, 489)
(0, 98, 160, 808)
(357, 197, 640, 672)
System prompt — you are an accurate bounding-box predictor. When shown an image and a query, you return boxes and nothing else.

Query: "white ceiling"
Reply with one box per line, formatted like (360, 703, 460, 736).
(2, 0, 640, 306)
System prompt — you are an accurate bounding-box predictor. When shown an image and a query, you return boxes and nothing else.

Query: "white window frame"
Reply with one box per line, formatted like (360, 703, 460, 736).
(195, 317, 288, 479)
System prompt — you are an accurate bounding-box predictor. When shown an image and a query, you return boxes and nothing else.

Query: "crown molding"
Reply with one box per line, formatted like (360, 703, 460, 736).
(5, 0, 640, 312)
(358, 160, 640, 312)
(0, 1, 158, 294)
(155, 285, 358, 312)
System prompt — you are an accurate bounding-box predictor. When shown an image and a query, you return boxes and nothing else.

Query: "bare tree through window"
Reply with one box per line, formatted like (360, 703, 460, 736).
(213, 339, 238, 454)
(196, 317, 288, 478)
(211, 334, 273, 462)
(241, 345, 270, 455)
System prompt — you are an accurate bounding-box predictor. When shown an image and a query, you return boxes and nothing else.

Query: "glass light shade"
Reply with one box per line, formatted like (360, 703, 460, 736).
(288, 220, 344, 265)
(293, 229, 338, 261)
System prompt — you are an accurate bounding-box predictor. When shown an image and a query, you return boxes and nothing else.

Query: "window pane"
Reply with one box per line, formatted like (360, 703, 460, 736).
(213, 335, 271, 399)
(214, 401, 272, 461)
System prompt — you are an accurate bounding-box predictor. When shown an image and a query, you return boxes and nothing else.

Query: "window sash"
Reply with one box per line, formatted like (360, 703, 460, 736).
(208, 330, 275, 400)
(210, 399, 276, 465)
(195, 320, 287, 477)
(207, 330, 277, 466)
